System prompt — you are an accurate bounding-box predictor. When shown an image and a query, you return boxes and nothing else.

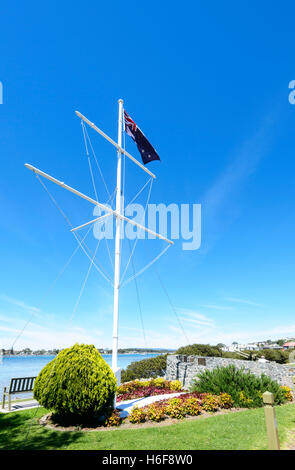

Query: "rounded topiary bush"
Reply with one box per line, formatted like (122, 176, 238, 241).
(33, 343, 117, 418)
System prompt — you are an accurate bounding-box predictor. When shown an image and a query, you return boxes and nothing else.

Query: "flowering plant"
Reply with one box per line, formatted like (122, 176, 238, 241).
(104, 409, 122, 427)
(117, 378, 183, 402)
(280, 386, 293, 401)
(128, 406, 146, 424)
(145, 403, 166, 422)
(183, 397, 201, 416)
(165, 398, 187, 419)
(201, 394, 219, 412)
(218, 393, 234, 409)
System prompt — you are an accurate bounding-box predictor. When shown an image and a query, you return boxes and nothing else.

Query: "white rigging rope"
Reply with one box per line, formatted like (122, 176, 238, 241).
(154, 267, 190, 345)
(121, 244, 171, 288)
(120, 177, 154, 285)
(69, 235, 102, 323)
(81, 121, 115, 272)
(128, 238, 148, 349)
(35, 173, 113, 285)
(9, 224, 93, 350)
(124, 177, 153, 211)
(81, 121, 98, 201)
(82, 121, 112, 200)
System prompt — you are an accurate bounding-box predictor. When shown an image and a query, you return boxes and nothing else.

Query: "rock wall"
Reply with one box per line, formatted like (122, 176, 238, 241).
(165, 355, 295, 389)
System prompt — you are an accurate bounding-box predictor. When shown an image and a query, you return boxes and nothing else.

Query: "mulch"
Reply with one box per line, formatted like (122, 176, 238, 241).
(39, 407, 247, 433)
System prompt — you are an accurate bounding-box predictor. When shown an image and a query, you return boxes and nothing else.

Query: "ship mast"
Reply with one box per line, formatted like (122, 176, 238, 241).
(25, 99, 173, 391)
(112, 99, 123, 372)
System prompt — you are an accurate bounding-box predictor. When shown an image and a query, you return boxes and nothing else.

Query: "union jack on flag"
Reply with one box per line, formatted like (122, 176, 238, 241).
(123, 110, 160, 165)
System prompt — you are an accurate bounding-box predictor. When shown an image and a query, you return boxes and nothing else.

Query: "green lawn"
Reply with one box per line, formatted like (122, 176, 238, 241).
(1, 404, 295, 450)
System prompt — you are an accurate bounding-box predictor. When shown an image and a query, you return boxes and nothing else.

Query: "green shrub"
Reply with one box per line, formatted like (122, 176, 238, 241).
(121, 354, 167, 382)
(175, 344, 222, 357)
(223, 349, 289, 363)
(33, 343, 117, 418)
(190, 365, 287, 408)
(255, 349, 289, 364)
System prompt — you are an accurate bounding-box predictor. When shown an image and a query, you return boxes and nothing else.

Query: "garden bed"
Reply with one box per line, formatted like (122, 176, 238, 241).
(37, 377, 294, 433)
(39, 389, 237, 431)
(116, 378, 183, 402)
(39, 405, 247, 432)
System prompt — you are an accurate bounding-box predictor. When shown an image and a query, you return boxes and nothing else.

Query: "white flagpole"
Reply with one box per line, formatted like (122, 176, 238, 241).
(112, 99, 124, 374)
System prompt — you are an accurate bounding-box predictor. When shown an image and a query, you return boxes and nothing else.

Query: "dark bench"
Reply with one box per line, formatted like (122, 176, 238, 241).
(2, 377, 36, 411)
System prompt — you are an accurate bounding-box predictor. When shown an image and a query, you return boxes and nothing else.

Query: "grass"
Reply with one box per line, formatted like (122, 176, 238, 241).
(1, 404, 295, 450)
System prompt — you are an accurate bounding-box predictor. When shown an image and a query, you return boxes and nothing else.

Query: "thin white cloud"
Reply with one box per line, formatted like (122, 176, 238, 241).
(0, 321, 103, 350)
(2, 318, 295, 351)
(0, 294, 40, 313)
(200, 304, 234, 311)
(179, 316, 215, 328)
(226, 297, 264, 307)
(177, 308, 214, 322)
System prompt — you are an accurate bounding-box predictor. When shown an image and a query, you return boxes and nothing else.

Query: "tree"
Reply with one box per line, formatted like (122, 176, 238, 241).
(121, 354, 168, 382)
(175, 344, 222, 357)
(34, 343, 117, 418)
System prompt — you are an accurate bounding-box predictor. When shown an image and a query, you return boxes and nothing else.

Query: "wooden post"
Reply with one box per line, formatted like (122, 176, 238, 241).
(2, 387, 6, 409)
(263, 391, 280, 450)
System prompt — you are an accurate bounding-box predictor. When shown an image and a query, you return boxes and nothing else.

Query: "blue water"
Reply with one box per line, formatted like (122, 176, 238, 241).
(0, 354, 158, 398)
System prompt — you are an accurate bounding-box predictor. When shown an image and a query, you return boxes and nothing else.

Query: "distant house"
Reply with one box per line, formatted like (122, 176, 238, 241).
(283, 341, 295, 350)
(222, 342, 283, 352)
(243, 343, 260, 351)
(222, 343, 259, 352)
(262, 343, 282, 350)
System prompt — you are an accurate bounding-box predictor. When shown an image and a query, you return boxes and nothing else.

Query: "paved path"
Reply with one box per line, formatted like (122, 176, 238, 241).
(116, 392, 185, 418)
(0, 392, 185, 416)
(0, 399, 39, 413)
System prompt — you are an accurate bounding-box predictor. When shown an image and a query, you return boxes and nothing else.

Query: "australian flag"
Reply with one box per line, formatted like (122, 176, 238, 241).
(124, 110, 160, 165)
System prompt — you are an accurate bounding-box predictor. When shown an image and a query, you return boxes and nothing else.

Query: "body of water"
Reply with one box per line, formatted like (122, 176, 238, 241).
(0, 353, 159, 398)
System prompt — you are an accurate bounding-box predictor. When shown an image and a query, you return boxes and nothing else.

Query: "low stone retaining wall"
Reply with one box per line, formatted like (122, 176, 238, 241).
(165, 355, 295, 389)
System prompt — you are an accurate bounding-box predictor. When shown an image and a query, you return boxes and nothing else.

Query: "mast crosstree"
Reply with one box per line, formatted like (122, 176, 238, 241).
(25, 99, 173, 382)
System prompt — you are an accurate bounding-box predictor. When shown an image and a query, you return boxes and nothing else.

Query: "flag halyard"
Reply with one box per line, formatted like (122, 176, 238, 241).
(123, 110, 160, 165)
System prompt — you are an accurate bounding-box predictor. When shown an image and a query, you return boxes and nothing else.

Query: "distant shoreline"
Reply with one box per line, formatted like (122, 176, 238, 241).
(1, 352, 167, 358)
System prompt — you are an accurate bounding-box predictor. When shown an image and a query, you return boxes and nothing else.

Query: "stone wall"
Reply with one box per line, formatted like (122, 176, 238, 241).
(165, 355, 295, 389)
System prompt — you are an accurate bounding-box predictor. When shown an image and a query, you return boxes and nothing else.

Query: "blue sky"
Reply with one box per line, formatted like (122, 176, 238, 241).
(0, 1, 295, 350)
